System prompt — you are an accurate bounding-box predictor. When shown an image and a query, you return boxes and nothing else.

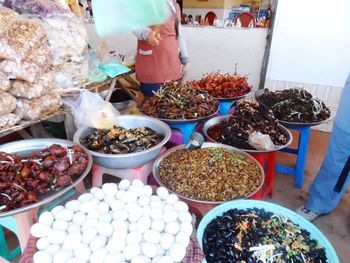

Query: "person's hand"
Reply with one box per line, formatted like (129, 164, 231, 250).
(181, 62, 190, 81)
(147, 30, 162, 46)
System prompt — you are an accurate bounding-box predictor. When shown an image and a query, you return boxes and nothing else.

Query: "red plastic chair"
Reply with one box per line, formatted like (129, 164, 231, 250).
(234, 12, 256, 27)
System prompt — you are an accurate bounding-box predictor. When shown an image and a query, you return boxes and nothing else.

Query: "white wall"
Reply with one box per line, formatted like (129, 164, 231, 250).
(87, 24, 267, 89)
(266, 0, 350, 131)
(267, 0, 350, 87)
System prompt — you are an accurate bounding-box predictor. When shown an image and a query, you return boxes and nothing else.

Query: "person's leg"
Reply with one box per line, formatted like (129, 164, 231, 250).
(139, 83, 162, 97)
(306, 124, 350, 214)
(300, 73, 350, 217)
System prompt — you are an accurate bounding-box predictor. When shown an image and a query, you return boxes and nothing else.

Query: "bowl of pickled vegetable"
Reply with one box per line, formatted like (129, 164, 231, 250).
(197, 200, 339, 263)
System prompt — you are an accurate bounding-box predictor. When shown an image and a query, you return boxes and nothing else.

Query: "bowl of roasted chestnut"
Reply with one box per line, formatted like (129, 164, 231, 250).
(0, 139, 92, 217)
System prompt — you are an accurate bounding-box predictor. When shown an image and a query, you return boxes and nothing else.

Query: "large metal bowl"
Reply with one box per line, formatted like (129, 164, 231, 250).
(0, 139, 93, 218)
(153, 143, 265, 213)
(73, 115, 171, 169)
(203, 115, 293, 153)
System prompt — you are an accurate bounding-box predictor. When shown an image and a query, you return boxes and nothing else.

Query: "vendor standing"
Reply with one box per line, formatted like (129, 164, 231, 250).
(133, 0, 190, 96)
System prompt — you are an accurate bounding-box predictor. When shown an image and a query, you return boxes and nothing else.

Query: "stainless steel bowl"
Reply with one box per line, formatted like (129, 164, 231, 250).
(0, 139, 93, 218)
(73, 115, 171, 169)
(153, 142, 265, 206)
(203, 115, 293, 153)
(100, 88, 137, 111)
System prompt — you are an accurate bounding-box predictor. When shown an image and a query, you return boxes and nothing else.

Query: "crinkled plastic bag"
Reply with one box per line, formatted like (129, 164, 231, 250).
(3, 0, 71, 17)
(0, 92, 17, 115)
(0, 7, 19, 35)
(0, 18, 46, 62)
(43, 16, 88, 65)
(63, 90, 120, 129)
(92, 0, 169, 35)
(0, 72, 10, 93)
(248, 131, 275, 150)
(0, 113, 22, 130)
(9, 72, 55, 99)
(0, 59, 41, 83)
(15, 93, 62, 120)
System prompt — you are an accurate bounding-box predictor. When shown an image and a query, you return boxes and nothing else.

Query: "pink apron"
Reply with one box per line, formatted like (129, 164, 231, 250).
(135, 0, 182, 84)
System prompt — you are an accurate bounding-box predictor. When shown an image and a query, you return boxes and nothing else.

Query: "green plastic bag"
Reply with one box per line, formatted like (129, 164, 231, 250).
(92, 0, 169, 35)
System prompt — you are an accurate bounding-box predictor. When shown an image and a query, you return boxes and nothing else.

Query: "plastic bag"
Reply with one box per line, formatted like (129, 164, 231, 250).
(63, 90, 120, 129)
(92, 0, 169, 35)
(0, 92, 17, 116)
(9, 72, 55, 99)
(3, 0, 71, 17)
(0, 113, 22, 130)
(0, 59, 41, 83)
(24, 43, 53, 72)
(15, 93, 62, 120)
(248, 131, 275, 150)
(0, 72, 10, 93)
(0, 7, 19, 35)
(0, 18, 46, 62)
(54, 58, 89, 86)
(43, 16, 88, 65)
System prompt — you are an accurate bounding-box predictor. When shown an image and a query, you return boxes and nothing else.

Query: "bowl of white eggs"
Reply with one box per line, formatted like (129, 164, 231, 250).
(30, 179, 194, 263)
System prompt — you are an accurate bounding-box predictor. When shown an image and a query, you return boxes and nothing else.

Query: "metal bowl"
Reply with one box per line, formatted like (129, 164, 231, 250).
(255, 89, 331, 127)
(153, 142, 265, 207)
(73, 115, 171, 169)
(203, 115, 293, 153)
(100, 88, 137, 111)
(158, 109, 220, 124)
(215, 90, 252, 101)
(0, 139, 93, 218)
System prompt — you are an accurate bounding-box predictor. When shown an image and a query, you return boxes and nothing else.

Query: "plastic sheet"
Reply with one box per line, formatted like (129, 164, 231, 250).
(15, 93, 62, 120)
(92, 0, 169, 35)
(0, 92, 17, 115)
(0, 113, 22, 130)
(3, 0, 71, 17)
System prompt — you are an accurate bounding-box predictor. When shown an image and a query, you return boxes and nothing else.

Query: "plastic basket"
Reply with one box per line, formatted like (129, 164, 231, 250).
(197, 200, 339, 263)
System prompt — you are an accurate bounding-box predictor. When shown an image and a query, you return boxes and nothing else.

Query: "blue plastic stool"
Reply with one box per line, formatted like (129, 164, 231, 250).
(0, 189, 77, 260)
(219, 100, 237, 115)
(169, 122, 199, 144)
(275, 126, 311, 188)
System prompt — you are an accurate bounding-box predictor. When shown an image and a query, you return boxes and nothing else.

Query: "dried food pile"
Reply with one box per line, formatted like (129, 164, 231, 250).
(208, 100, 288, 150)
(0, 7, 63, 131)
(189, 72, 251, 99)
(203, 208, 328, 263)
(0, 144, 89, 212)
(258, 88, 331, 123)
(140, 81, 218, 120)
(158, 148, 262, 201)
(81, 126, 164, 154)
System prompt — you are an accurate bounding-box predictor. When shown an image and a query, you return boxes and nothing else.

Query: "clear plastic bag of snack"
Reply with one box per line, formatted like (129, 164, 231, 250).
(63, 89, 120, 129)
(0, 113, 22, 130)
(0, 72, 10, 93)
(0, 60, 41, 83)
(43, 16, 88, 65)
(9, 72, 55, 99)
(54, 58, 89, 86)
(0, 18, 46, 62)
(0, 7, 19, 35)
(0, 92, 17, 115)
(3, 0, 71, 17)
(25, 43, 53, 72)
(15, 93, 62, 120)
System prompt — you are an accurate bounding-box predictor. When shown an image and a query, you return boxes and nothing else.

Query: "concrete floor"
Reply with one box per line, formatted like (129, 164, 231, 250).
(7, 130, 350, 262)
(270, 130, 350, 263)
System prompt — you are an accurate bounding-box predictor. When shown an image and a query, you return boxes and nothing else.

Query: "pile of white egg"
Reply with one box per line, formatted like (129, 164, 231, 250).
(30, 179, 193, 263)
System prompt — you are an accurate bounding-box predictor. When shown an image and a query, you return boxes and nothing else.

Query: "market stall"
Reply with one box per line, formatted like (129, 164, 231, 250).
(0, 1, 342, 263)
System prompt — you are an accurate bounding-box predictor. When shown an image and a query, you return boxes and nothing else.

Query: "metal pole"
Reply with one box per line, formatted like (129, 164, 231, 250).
(258, 0, 279, 90)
